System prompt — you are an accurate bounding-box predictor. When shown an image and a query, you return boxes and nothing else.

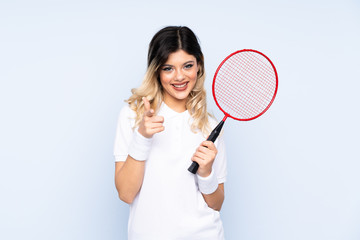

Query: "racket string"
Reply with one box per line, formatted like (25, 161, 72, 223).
(214, 51, 277, 120)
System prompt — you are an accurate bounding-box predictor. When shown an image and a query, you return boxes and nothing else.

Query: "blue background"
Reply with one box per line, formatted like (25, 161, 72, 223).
(1, 0, 359, 239)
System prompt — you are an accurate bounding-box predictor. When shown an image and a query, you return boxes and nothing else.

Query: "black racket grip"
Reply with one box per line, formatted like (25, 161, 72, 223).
(188, 120, 225, 174)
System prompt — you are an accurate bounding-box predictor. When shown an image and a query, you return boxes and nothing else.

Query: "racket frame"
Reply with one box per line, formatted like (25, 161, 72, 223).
(212, 49, 278, 121)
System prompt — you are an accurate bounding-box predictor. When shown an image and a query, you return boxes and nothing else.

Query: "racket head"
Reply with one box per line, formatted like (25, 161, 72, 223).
(212, 49, 278, 121)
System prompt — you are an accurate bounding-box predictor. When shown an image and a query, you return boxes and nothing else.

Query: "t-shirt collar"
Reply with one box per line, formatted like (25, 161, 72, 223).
(158, 101, 189, 119)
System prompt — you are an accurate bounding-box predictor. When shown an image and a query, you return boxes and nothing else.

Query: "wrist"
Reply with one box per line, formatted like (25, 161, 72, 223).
(197, 166, 212, 178)
(138, 126, 151, 139)
(127, 128, 153, 161)
(196, 169, 218, 195)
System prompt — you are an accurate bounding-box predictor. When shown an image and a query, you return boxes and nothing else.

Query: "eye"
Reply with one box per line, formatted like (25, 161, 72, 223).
(184, 64, 193, 69)
(162, 66, 173, 72)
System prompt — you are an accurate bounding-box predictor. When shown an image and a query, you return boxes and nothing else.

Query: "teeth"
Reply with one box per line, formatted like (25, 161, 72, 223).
(173, 83, 187, 88)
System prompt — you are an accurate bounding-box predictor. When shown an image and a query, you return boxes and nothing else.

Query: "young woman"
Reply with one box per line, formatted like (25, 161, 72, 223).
(114, 26, 227, 240)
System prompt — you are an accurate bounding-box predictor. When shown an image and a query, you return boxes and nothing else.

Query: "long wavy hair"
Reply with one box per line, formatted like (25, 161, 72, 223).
(126, 26, 212, 135)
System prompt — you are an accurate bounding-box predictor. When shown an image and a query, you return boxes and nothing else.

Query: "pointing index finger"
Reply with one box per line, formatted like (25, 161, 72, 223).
(143, 97, 154, 117)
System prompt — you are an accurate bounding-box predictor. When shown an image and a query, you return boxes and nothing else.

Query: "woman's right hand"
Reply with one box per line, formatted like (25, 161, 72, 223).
(138, 97, 165, 138)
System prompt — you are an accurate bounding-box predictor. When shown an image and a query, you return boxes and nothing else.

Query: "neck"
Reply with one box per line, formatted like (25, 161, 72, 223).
(163, 96, 187, 113)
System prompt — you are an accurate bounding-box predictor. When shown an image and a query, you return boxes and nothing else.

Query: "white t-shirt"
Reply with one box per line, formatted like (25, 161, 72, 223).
(114, 102, 227, 240)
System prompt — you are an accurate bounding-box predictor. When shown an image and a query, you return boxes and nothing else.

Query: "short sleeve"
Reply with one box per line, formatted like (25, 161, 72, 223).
(213, 132, 227, 183)
(113, 105, 136, 162)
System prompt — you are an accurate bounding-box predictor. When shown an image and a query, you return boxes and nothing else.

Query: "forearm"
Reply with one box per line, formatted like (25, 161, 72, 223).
(115, 156, 145, 204)
(202, 183, 224, 211)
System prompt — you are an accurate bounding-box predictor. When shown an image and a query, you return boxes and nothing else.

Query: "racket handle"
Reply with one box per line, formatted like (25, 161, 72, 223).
(188, 120, 225, 174)
(188, 161, 200, 174)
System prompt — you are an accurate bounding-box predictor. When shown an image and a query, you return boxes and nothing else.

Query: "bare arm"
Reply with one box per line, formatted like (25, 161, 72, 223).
(202, 183, 224, 211)
(115, 156, 145, 204)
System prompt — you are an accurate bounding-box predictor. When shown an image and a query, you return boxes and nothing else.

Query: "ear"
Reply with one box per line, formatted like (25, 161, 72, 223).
(197, 65, 204, 77)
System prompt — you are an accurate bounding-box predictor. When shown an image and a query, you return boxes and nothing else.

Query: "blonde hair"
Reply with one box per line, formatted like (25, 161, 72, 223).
(126, 26, 213, 136)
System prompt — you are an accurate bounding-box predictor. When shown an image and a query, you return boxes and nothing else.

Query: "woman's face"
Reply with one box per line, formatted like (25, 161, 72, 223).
(159, 49, 198, 111)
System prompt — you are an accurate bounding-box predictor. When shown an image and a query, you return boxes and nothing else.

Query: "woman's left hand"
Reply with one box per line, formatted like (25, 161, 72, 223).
(191, 141, 217, 177)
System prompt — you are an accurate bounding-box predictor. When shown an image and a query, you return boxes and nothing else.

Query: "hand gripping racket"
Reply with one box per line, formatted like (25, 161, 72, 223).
(188, 49, 278, 174)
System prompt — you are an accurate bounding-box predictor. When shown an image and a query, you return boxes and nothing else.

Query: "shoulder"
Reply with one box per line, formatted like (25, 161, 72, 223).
(117, 103, 137, 129)
(208, 115, 219, 129)
(119, 103, 136, 119)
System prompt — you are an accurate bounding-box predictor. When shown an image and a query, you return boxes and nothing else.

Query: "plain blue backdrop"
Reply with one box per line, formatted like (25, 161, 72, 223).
(1, 0, 360, 239)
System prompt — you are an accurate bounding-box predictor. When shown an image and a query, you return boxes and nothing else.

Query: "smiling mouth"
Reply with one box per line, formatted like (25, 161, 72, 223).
(172, 82, 188, 88)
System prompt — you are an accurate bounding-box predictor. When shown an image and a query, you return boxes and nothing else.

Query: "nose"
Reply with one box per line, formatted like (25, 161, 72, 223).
(175, 69, 185, 81)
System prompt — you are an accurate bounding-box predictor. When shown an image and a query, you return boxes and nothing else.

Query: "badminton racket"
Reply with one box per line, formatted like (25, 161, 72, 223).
(188, 49, 278, 174)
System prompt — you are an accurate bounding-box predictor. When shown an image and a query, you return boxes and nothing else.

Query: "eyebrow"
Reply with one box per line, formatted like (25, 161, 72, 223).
(161, 60, 195, 67)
